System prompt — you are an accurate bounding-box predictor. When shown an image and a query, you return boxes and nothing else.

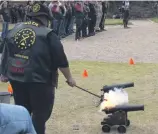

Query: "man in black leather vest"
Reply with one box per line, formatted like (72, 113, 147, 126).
(0, 2, 76, 134)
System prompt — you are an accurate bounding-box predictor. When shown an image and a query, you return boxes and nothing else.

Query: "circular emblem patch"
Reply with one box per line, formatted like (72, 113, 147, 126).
(14, 28, 36, 50)
(32, 3, 40, 13)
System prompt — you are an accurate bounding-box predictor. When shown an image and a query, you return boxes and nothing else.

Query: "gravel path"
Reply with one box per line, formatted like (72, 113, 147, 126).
(62, 20, 158, 63)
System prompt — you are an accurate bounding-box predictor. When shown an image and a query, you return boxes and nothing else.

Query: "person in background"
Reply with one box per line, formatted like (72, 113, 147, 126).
(95, 1, 102, 32)
(60, 1, 67, 38)
(51, 2, 63, 37)
(0, 1, 10, 40)
(65, 2, 72, 35)
(68, 1, 75, 34)
(99, 1, 107, 31)
(88, 2, 96, 36)
(0, 103, 37, 134)
(49, 1, 58, 29)
(122, 0, 130, 28)
(124, 0, 130, 28)
(48, 1, 56, 11)
(74, 1, 84, 41)
(18, 5, 25, 22)
(82, 1, 90, 38)
(25, 1, 33, 21)
(10, 5, 17, 24)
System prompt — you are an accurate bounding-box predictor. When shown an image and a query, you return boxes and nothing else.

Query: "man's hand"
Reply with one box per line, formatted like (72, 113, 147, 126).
(59, 67, 76, 87)
(67, 77, 76, 87)
(0, 75, 8, 83)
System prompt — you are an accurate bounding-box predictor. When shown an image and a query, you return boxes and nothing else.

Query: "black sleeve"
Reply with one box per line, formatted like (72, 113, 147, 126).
(47, 31, 69, 68)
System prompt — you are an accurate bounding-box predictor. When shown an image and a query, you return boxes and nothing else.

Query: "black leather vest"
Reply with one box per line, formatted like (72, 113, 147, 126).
(5, 21, 58, 86)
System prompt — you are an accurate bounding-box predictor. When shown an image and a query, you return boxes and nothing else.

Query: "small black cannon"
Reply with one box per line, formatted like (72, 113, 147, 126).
(101, 105, 144, 133)
(100, 82, 144, 133)
(73, 82, 144, 133)
(101, 82, 134, 92)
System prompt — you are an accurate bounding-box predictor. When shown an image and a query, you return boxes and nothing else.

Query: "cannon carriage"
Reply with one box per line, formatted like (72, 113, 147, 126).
(100, 82, 144, 133)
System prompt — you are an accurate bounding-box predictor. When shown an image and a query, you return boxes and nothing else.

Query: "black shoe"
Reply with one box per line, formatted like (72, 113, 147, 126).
(61, 35, 66, 38)
(101, 29, 107, 31)
(75, 37, 80, 41)
(124, 26, 130, 29)
(89, 32, 95, 36)
(82, 34, 88, 38)
(96, 30, 100, 32)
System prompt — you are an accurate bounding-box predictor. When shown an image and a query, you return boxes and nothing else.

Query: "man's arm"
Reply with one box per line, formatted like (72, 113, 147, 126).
(47, 31, 76, 87)
(59, 67, 72, 81)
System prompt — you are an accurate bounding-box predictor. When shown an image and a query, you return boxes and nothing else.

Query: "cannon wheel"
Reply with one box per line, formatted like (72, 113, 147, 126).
(117, 125, 126, 133)
(126, 119, 130, 127)
(102, 124, 111, 133)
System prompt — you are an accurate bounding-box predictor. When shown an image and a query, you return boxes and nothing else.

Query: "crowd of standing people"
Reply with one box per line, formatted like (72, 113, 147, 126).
(0, 1, 108, 41)
(48, 1, 108, 40)
(0, 1, 129, 41)
(0, 1, 33, 40)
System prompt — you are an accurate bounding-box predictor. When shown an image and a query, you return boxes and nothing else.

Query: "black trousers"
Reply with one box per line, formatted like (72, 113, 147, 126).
(82, 19, 89, 37)
(65, 15, 71, 35)
(99, 14, 106, 30)
(75, 18, 83, 40)
(88, 16, 96, 35)
(10, 81, 55, 134)
(123, 19, 128, 28)
(11, 16, 18, 24)
(123, 11, 129, 28)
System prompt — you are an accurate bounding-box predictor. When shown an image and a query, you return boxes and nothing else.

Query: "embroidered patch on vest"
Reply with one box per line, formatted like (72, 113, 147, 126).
(14, 28, 36, 50)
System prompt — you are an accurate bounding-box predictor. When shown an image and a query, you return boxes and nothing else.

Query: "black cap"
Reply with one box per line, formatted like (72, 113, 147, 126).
(27, 2, 53, 20)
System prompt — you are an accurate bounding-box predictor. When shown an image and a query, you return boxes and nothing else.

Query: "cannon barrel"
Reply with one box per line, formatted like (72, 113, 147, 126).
(103, 105, 144, 114)
(101, 82, 134, 92)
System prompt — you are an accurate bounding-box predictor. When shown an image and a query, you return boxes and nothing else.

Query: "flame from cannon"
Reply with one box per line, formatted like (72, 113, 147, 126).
(100, 88, 129, 112)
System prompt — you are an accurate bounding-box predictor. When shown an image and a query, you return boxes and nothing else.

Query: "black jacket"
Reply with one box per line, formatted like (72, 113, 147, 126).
(1, 21, 69, 86)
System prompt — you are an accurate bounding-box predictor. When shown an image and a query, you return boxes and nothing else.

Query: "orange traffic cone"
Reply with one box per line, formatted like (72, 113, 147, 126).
(82, 69, 88, 78)
(8, 84, 13, 94)
(129, 58, 135, 65)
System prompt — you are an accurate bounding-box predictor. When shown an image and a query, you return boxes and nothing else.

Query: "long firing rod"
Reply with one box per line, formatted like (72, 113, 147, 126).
(75, 85, 101, 98)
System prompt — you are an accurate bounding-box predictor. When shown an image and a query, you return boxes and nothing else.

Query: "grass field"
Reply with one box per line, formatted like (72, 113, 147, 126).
(151, 17, 158, 23)
(0, 57, 158, 134)
(1, 59, 158, 133)
(105, 19, 123, 25)
(43, 61, 158, 134)
(105, 19, 132, 25)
